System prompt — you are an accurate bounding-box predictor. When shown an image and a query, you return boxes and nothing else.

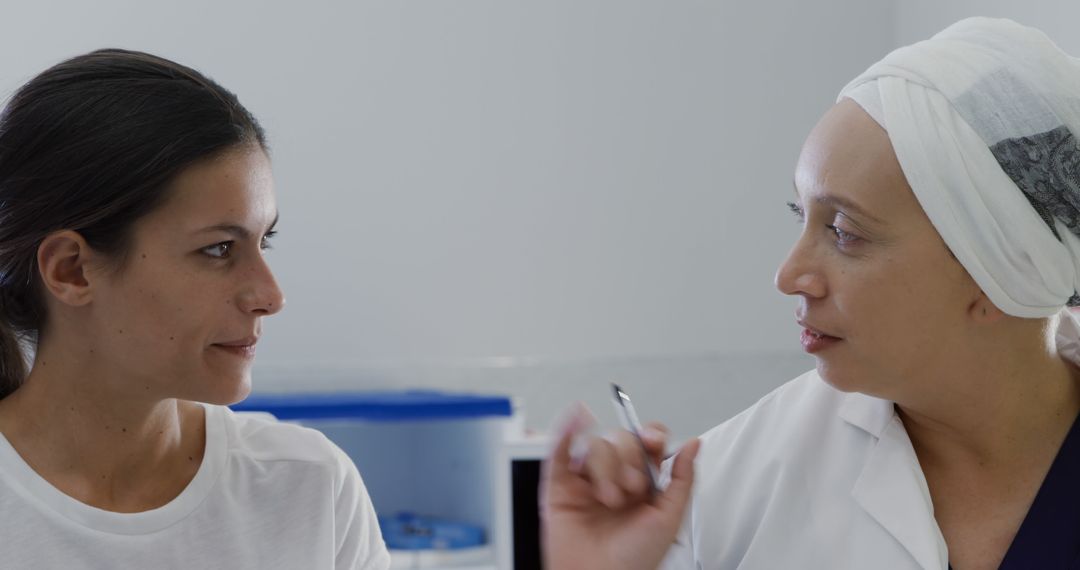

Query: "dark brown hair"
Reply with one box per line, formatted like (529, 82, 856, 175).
(0, 48, 267, 398)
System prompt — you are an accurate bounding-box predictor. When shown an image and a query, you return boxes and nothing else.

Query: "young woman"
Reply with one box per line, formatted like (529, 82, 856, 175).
(543, 17, 1080, 570)
(0, 50, 389, 568)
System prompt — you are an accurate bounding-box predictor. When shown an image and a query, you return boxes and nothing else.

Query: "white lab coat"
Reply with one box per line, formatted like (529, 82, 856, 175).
(661, 310, 1080, 570)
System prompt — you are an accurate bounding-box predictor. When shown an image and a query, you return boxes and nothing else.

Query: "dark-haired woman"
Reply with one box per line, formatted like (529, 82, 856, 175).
(0, 50, 389, 568)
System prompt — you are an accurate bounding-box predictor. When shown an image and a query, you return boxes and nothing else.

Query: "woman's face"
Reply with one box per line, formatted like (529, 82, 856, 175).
(775, 99, 981, 399)
(83, 146, 283, 405)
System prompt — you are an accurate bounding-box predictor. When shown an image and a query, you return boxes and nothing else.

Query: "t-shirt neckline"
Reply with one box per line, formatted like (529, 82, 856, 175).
(0, 402, 226, 535)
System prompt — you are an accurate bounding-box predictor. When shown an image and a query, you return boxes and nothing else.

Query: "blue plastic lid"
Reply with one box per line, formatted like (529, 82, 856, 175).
(230, 390, 512, 421)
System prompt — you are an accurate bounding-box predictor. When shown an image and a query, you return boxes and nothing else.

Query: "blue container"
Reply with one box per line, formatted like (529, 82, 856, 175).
(232, 390, 512, 422)
(379, 513, 486, 550)
(231, 389, 513, 548)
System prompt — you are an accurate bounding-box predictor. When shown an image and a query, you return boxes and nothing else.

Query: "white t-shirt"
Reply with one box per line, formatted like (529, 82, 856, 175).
(0, 404, 391, 570)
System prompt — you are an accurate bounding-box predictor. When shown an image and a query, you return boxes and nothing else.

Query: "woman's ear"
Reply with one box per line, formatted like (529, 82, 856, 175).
(37, 230, 96, 307)
(969, 290, 1006, 324)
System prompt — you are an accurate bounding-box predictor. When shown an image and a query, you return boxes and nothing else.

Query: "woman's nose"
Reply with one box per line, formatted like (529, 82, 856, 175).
(774, 237, 826, 299)
(236, 257, 286, 316)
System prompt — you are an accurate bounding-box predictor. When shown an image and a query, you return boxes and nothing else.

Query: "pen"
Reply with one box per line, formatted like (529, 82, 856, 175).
(611, 383, 660, 495)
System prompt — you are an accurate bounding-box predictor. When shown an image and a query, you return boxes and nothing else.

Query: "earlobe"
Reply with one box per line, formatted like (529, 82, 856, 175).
(37, 230, 94, 307)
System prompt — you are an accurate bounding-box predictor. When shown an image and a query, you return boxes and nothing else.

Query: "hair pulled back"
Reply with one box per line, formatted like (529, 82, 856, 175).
(0, 49, 267, 398)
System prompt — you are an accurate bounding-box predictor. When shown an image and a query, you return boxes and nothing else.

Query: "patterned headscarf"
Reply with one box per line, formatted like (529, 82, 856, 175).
(840, 17, 1080, 318)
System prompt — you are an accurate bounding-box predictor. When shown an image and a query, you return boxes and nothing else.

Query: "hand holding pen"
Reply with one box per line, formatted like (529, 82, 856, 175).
(540, 386, 701, 570)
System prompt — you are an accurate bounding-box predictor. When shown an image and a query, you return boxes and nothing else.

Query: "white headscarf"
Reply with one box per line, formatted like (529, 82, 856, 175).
(839, 17, 1080, 318)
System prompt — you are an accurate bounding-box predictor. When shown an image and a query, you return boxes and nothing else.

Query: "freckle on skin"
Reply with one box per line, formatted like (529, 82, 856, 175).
(141, 254, 147, 259)
(188, 456, 193, 461)
(169, 336, 174, 341)
(122, 428, 126, 433)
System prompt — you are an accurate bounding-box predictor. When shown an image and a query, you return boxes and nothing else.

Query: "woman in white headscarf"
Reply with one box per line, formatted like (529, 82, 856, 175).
(542, 17, 1080, 570)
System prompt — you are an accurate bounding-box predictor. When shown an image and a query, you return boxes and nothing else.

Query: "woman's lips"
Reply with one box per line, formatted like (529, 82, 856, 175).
(211, 340, 257, 359)
(796, 320, 842, 354)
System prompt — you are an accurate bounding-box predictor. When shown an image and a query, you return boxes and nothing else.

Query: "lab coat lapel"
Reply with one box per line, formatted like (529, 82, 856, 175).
(843, 395, 948, 570)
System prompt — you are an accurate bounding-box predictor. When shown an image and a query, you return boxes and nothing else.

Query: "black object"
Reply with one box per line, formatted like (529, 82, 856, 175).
(512, 459, 543, 570)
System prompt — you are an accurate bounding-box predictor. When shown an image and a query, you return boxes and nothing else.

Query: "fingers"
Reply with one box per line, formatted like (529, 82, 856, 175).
(544, 402, 595, 482)
(583, 425, 669, 508)
(582, 436, 628, 507)
(609, 430, 651, 495)
(542, 403, 677, 512)
(641, 421, 670, 465)
(654, 437, 701, 527)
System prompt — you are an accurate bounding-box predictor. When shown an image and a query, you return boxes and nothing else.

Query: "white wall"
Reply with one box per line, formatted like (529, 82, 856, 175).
(256, 1, 896, 368)
(894, 1, 1080, 52)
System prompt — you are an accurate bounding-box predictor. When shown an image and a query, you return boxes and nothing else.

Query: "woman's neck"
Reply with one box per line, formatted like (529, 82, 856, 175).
(0, 339, 205, 512)
(896, 320, 1080, 474)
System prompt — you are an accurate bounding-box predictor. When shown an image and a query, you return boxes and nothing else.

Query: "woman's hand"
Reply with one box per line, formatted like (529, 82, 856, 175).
(540, 404, 700, 570)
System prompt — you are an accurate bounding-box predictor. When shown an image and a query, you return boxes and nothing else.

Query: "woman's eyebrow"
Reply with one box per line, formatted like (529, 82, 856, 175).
(818, 194, 884, 225)
(195, 213, 279, 239)
(793, 182, 884, 225)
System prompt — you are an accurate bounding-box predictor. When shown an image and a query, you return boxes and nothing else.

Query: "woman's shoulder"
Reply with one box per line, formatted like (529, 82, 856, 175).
(210, 405, 347, 468)
(690, 368, 884, 490)
(670, 370, 890, 564)
(697, 368, 848, 449)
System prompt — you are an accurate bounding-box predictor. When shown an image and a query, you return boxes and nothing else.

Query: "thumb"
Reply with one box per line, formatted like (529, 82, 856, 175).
(653, 438, 700, 528)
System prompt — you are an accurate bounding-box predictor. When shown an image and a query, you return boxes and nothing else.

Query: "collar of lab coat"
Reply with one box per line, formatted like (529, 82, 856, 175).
(835, 309, 1080, 570)
(839, 391, 948, 570)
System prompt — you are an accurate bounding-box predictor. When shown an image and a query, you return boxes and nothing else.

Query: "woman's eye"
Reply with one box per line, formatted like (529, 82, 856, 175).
(260, 231, 276, 251)
(826, 224, 860, 246)
(786, 201, 805, 223)
(202, 242, 232, 259)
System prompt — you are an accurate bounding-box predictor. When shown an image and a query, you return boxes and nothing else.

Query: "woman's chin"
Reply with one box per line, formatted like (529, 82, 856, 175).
(190, 373, 253, 406)
(815, 361, 863, 394)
